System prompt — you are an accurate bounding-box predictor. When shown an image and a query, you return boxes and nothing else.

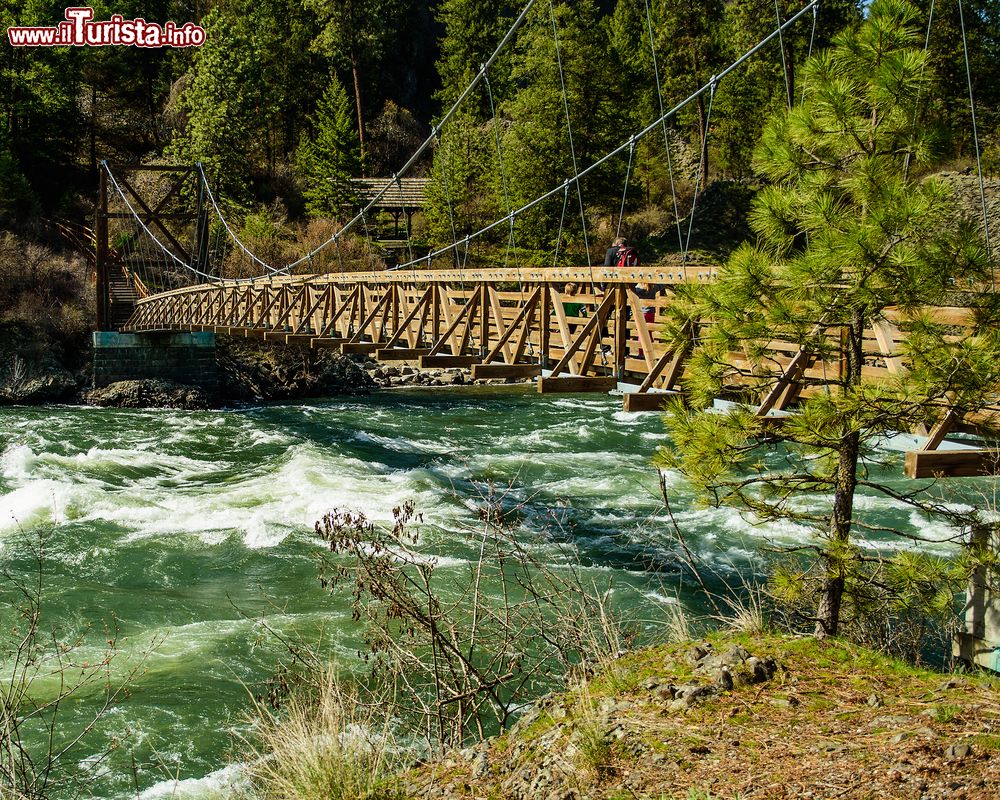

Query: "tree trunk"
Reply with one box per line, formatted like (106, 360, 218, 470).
(814, 312, 864, 638)
(90, 82, 97, 178)
(350, 51, 365, 172)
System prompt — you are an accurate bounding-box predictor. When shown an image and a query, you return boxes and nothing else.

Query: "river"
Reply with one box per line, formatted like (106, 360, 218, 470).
(0, 387, 961, 798)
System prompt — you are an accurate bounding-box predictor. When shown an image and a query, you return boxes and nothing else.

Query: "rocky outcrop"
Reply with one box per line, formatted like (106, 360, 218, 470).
(0, 322, 81, 404)
(402, 633, 1000, 800)
(404, 642, 784, 800)
(81, 379, 211, 410)
(217, 338, 374, 401)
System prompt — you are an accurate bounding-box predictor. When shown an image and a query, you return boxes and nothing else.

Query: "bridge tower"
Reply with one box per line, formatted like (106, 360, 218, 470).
(92, 164, 218, 395)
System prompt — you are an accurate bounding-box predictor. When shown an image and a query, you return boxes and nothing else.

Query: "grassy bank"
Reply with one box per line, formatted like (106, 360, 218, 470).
(243, 633, 1000, 800)
(401, 632, 1000, 800)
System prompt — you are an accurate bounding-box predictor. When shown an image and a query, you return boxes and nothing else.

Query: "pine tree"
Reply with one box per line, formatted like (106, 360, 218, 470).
(169, 6, 270, 198)
(305, 0, 409, 163)
(712, 1, 863, 178)
(0, 0, 81, 207)
(296, 75, 361, 218)
(649, 0, 725, 187)
(658, 0, 1000, 639)
(423, 112, 499, 251)
(435, 0, 520, 118)
(170, 0, 326, 197)
(910, 0, 1000, 159)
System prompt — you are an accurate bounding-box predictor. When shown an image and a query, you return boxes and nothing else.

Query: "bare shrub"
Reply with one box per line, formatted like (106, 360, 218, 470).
(0, 234, 93, 350)
(287, 219, 381, 275)
(311, 487, 639, 753)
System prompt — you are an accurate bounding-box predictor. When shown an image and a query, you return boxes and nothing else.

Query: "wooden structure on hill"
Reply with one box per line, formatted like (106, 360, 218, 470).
(351, 177, 429, 239)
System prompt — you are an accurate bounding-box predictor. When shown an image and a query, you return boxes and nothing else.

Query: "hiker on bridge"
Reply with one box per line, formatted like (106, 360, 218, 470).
(604, 237, 640, 268)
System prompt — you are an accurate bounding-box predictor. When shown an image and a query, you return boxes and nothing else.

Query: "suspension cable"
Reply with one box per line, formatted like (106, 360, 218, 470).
(684, 78, 718, 261)
(395, 172, 416, 267)
(774, 0, 791, 109)
(554, 180, 570, 266)
(437, 131, 463, 268)
(484, 69, 519, 271)
(903, 0, 934, 182)
(102, 161, 226, 283)
(800, 0, 818, 104)
(616, 137, 636, 240)
(282, 0, 542, 273)
(195, 163, 280, 276)
(549, 0, 591, 267)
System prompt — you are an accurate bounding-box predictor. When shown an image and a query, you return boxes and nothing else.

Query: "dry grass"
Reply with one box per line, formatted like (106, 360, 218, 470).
(713, 583, 769, 637)
(243, 670, 404, 800)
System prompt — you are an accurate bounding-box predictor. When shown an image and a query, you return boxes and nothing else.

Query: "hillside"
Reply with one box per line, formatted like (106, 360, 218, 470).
(404, 634, 1000, 800)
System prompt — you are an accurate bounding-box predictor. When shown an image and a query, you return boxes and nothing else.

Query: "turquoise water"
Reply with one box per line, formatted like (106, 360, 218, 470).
(0, 387, 960, 797)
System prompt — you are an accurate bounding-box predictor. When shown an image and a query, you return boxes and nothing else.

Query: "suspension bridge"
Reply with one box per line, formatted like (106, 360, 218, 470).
(89, 0, 1000, 481)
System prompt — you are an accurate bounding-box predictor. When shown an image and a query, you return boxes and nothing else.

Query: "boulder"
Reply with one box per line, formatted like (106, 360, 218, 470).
(82, 379, 211, 410)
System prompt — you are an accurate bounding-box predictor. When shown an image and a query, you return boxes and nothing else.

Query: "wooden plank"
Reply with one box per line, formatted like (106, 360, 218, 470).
(626, 289, 657, 372)
(873, 320, 904, 374)
(376, 347, 431, 361)
(904, 449, 1000, 479)
(310, 337, 346, 349)
(884, 306, 973, 326)
(472, 364, 542, 380)
(482, 286, 539, 364)
(622, 392, 676, 412)
(639, 323, 693, 393)
(284, 334, 315, 345)
(342, 342, 380, 355)
(420, 355, 480, 368)
(548, 292, 616, 378)
(537, 376, 616, 394)
(427, 291, 479, 356)
(379, 285, 433, 350)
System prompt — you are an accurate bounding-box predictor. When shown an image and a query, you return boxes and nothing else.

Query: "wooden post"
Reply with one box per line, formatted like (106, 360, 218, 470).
(95, 167, 110, 331)
(540, 283, 551, 368)
(614, 284, 627, 381)
(480, 282, 489, 358)
(432, 284, 441, 343)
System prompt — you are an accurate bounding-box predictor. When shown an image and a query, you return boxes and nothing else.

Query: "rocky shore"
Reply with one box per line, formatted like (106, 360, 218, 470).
(217, 338, 374, 402)
(0, 321, 82, 405)
(81, 379, 213, 410)
(360, 360, 473, 389)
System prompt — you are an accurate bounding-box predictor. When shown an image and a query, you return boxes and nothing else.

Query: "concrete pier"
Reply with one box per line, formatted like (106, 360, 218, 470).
(92, 331, 218, 394)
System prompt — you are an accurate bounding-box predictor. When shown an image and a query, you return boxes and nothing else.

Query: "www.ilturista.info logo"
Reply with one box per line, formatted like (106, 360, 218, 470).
(7, 7, 206, 48)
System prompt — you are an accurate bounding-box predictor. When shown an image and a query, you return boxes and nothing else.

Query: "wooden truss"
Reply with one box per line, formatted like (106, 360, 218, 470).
(123, 271, 1000, 478)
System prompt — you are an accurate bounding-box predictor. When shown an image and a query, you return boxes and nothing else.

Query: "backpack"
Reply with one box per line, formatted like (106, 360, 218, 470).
(616, 246, 640, 267)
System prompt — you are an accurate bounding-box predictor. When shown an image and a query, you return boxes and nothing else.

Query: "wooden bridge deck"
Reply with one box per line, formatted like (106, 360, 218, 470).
(122, 266, 1000, 478)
